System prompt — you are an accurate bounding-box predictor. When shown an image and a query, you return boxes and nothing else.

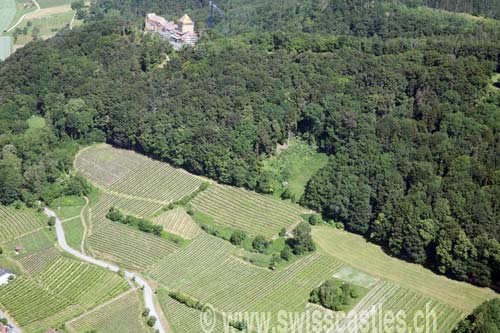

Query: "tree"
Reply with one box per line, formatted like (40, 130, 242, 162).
(252, 235, 269, 253)
(48, 216, 56, 226)
(0, 147, 23, 205)
(309, 280, 357, 311)
(308, 214, 322, 225)
(71, 0, 84, 10)
(147, 316, 157, 327)
(289, 222, 315, 255)
(280, 245, 292, 261)
(454, 299, 500, 333)
(142, 308, 150, 317)
(230, 230, 247, 245)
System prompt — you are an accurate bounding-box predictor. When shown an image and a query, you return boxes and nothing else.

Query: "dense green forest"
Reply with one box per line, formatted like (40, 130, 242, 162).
(0, 0, 499, 294)
(454, 299, 500, 332)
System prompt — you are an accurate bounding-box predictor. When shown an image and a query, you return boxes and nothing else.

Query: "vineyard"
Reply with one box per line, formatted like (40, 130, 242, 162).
(67, 290, 148, 333)
(0, 276, 77, 332)
(18, 246, 61, 276)
(190, 185, 307, 238)
(158, 289, 228, 333)
(76, 144, 204, 204)
(153, 208, 201, 239)
(0, 205, 46, 243)
(148, 233, 343, 314)
(0, 254, 130, 332)
(36, 256, 129, 309)
(87, 220, 180, 270)
(91, 192, 163, 222)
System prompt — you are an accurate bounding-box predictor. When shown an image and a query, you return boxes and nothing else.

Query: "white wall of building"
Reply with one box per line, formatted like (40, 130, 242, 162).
(0, 274, 15, 286)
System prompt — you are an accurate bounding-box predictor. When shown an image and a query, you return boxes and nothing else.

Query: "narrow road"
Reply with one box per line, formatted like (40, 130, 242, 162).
(3, 0, 41, 34)
(44, 207, 166, 333)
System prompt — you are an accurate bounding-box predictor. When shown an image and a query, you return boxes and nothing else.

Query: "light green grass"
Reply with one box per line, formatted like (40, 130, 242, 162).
(0, 0, 16, 32)
(27, 116, 46, 129)
(51, 195, 85, 220)
(0, 36, 11, 60)
(63, 217, 84, 250)
(333, 266, 379, 288)
(263, 138, 329, 199)
(312, 226, 499, 313)
(67, 290, 149, 333)
(0, 204, 46, 243)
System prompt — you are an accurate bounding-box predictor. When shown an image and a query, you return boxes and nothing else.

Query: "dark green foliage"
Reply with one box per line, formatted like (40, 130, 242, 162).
(168, 291, 205, 310)
(142, 308, 150, 317)
(288, 222, 315, 255)
(230, 230, 247, 245)
(280, 245, 292, 261)
(106, 207, 163, 236)
(454, 299, 500, 333)
(252, 235, 269, 253)
(146, 316, 156, 327)
(278, 227, 287, 237)
(47, 216, 56, 227)
(230, 320, 248, 331)
(309, 280, 357, 311)
(308, 214, 322, 226)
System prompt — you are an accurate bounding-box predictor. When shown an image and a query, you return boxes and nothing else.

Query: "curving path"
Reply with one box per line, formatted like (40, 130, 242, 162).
(3, 0, 40, 34)
(44, 207, 166, 333)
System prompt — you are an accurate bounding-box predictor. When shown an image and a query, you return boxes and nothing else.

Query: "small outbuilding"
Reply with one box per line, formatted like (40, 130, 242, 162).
(0, 267, 15, 286)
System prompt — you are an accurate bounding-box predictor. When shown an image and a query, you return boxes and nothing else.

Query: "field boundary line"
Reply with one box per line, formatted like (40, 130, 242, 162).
(80, 196, 89, 255)
(62, 215, 80, 222)
(0, 225, 49, 246)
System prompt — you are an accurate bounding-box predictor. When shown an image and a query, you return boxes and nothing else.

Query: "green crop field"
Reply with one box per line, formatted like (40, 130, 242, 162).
(148, 233, 343, 315)
(67, 290, 149, 333)
(76, 144, 204, 204)
(153, 208, 201, 239)
(36, 256, 129, 309)
(92, 191, 163, 221)
(37, 0, 75, 7)
(17, 246, 61, 276)
(0, 205, 46, 243)
(190, 184, 307, 238)
(158, 289, 229, 333)
(87, 220, 180, 271)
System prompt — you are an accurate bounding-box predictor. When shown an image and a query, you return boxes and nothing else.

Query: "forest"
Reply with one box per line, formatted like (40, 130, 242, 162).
(0, 0, 499, 295)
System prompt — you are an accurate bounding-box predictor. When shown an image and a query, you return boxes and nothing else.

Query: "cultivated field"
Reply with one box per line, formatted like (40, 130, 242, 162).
(67, 290, 148, 333)
(0, 255, 129, 332)
(4, 228, 56, 256)
(148, 233, 343, 315)
(63, 217, 84, 250)
(153, 207, 201, 239)
(0, 205, 46, 243)
(17, 246, 61, 276)
(312, 226, 498, 313)
(190, 184, 307, 238)
(0, 0, 16, 32)
(0, 36, 11, 61)
(158, 289, 229, 333)
(87, 220, 180, 271)
(76, 144, 204, 204)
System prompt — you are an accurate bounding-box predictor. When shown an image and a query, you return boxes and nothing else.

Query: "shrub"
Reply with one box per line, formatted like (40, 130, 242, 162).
(142, 308, 150, 317)
(47, 216, 56, 226)
(230, 230, 247, 245)
(252, 235, 269, 253)
(280, 245, 292, 261)
(147, 316, 157, 327)
(308, 214, 322, 225)
(279, 227, 287, 237)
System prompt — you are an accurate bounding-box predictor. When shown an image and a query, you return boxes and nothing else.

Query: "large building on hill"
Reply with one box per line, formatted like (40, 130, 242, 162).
(145, 13, 198, 50)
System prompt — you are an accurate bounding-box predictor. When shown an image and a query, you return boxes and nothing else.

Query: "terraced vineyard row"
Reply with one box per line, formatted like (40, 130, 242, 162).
(153, 208, 201, 239)
(159, 290, 229, 333)
(76, 144, 204, 203)
(36, 256, 129, 309)
(0, 276, 73, 328)
(87, 221, 180, 271)
(18, 246, 61, 276)
(91, 192, 163, 228)
(149, 234, 343, 314)
(67, 291, 148, 333)
(190, 185, 307, 238)
(0, 205, 45, 243)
